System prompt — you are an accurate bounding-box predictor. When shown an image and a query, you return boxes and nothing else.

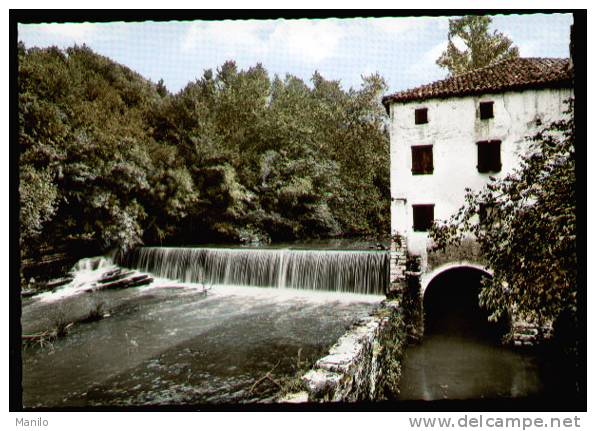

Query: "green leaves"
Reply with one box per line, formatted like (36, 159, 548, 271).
(19, 44, 195, 255)
(152, 60, 389, 242)
(19, 43, 390, 258)
(19, 165, 58, 243)
(436, 16, 520, 76)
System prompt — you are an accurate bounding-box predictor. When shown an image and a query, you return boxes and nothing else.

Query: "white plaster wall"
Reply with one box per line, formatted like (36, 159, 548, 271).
(389, 87, 572, 270)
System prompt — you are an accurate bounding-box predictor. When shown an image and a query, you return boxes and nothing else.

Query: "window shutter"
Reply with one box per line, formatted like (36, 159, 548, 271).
(477, 141, 489, 173)
(422, 147, 433, 172)
(477, 140, 502, 173)
(411, 147, 422, 173)
(411, 145, 433, 175)
(489, 140, 502, 172)
(413, 204, 434, 231)
(479, 101, 494, 120)
(415, 108, 428, 125)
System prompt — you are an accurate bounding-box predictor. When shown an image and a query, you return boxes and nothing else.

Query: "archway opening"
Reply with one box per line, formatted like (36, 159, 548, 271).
(423, 267, 508, 342)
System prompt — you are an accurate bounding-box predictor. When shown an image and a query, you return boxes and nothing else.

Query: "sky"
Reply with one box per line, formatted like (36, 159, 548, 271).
(17, 13, 573, 96)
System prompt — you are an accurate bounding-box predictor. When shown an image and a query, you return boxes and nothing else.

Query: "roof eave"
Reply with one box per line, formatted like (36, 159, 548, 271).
(381, 79, 573, 109)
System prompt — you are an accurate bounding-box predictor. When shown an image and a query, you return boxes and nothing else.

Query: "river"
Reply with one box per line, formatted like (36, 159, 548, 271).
(21, 251, 384, 408)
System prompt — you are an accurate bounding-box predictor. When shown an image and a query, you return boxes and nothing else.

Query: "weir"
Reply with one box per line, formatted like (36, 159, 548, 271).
(118, 247, 389, 295)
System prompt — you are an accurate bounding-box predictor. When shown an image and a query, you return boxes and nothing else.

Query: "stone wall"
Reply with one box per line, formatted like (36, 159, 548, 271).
(509, 317, 554, 347)
(287, 300, 405, 403)
(426, 238, 485, 273)
(388, 233, 407, 296)
(403, 256, 424, 342)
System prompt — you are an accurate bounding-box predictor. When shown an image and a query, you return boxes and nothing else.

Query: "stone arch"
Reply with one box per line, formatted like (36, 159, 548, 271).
(421, 262, 509, 340)
(420, 261, 492, 297)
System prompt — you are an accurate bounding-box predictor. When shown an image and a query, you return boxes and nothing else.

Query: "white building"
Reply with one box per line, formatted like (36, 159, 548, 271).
(382, 58, 573, 273)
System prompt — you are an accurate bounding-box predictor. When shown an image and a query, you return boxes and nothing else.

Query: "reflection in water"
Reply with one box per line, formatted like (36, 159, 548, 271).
(399, 334, 544, 400)
(400, 267, 550, 401)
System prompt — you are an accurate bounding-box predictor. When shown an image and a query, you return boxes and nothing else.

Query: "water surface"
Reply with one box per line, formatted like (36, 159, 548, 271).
(399, 334, 545, 400)
(22, 257, 382, 407)
(399, 267, 575, 402)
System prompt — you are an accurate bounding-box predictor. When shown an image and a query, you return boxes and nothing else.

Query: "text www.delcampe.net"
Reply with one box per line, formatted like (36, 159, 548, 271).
(408, 415, 582, 430)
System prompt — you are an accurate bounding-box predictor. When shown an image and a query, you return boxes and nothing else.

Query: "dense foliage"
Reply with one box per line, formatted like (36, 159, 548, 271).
(19, 43, 390, 262)
(429, 101, 576, 326)
(436, 16, 519, 76)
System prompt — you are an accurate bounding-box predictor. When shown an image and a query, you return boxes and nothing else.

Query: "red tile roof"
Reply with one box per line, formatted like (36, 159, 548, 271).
(382, 57, 572, 108)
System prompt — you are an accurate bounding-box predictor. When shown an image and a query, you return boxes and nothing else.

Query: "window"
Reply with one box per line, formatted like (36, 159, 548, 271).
(479, 101, 494, 120)
(479, 203, 494, 225)
(479, 203, 500, 229)
(477, 140, 502, 173)
(411, 145, 434, 175)
(415, 108, 428, 124)
(412, 204, 434, 232)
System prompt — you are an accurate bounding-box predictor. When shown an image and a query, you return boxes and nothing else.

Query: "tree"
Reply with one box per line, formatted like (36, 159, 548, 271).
(436, 16, 519, 76)
(19, 165, 58, 247)
(19, 42, 391, 260)
(429, 100, 576, 327)
(156, 78, 168, 97)
(152, 63, 390, 242)
(18, 44, 197, 255)
(254, 148, 341, 241)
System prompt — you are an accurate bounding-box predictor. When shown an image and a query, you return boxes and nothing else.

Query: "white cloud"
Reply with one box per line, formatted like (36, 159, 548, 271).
(398, 39, 450, 90)
(516, 40, 540, 57)
(268, 19, 344, 64)
(369, 17, 423, 35)
(182, 18, 344, 65)
(370, 16, 448, 36)
(425, 40, 448, 63)
(182, 20, 269, 55)
(18, 22, 123, 49)
(18, 22, 101, 45)
(424, 35, 466, 58)
(499, 30, 538, 57)
(39, 22, 99, 39)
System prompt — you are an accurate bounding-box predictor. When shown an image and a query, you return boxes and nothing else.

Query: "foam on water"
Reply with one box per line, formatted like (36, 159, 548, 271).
(138, 280, 384, 304)
(36, 256, 120, 302)
(33, 254, 385, 305)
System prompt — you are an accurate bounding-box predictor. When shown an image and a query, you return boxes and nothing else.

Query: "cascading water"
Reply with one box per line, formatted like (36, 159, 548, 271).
(72, 256, 113, 271)
(118, 247, 389, 295)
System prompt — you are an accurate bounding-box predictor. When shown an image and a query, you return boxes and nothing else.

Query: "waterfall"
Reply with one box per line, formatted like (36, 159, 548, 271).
(118, 247, 389, 295)
(72, 256, 113, 271)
